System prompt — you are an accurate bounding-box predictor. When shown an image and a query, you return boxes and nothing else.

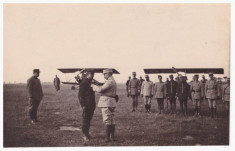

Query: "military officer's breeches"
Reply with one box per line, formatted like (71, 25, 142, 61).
(101, 107, 115, 125)
(82, 107, 95, 135)
(143, 96, 151, 105)
(208, 99, 217, 108)
(193, 99, 201, 108)
(29, 99, 41, 120)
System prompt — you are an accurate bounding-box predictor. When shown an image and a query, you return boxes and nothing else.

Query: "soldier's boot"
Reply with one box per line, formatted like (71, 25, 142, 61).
(132, 100, 135, 112)
(110, 125, 116, 141)
(145, 104, 148, 112)
(198, 108, 201, 116)
(194, 108, 198, 116)
(105, 125, 111, 142)
(210, 108, 214, 118)
(214, 108, 217, 118)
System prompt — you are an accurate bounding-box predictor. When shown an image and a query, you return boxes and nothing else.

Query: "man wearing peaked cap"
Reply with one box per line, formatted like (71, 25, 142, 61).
(140, 75, 154, 113)
(205, 72, 220, 118)
(92, 68, 117, 142)
(154, 75, 166, 114)
(128, 72, 141, 112)
(166, 74, 178, 114)
(190, 74, 203, 116)
(27, 69, 43, 124)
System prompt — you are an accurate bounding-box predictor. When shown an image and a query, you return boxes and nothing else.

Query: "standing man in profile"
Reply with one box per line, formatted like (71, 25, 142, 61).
(139, 76, 145, 95)
(92, 69, 117, 142)
(53, 75, 60, 91)
(78, 70, 96, 141)
(27, 69, 43, 124)
(166, 75, 178, 114)
(154, 75, 166, 114)
(205, 72, 220, 118)
(126, 76, 131, 97)
(190, 75, 203, 116)
(128, 72, 141, 112)
(177, 75, 190, 116)
(141, 75, 154, 113)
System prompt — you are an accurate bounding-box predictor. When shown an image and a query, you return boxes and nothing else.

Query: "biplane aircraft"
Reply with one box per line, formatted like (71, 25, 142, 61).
(58, 68, 120, 89)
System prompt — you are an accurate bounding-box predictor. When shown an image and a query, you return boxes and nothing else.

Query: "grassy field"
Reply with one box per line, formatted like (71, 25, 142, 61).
(3, 84, 229, 147)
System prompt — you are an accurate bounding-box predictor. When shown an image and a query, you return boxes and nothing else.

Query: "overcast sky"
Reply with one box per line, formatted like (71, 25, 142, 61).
(4, 3, 230, 83)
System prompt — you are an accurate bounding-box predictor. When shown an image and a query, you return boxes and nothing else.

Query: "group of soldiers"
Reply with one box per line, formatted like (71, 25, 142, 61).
(26, 69, 230, 143)
(126, 72, 230, 117)
(27, 68, 118, 142)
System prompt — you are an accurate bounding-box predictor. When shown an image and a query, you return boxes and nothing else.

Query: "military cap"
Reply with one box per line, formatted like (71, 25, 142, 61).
(103, 68, 113, 74)
(33, 69, 40, 73)
(194, 74, 199, 77)
(158, 75, 162, 78)
(208, 72, 214, 76)
(169, 74, 173, 78)
(132, 72, 136, 75)
(85, 69, 95, 74)
(145, 75, 149, 78)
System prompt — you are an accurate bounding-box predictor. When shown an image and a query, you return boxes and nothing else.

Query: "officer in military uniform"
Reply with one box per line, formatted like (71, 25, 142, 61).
(190, 75, 203, 116)
(78, 70, 96, 141)
(27, 69, 43, 124)
(141, 75, 154, 113)
(201, 75, 207, 100)
(154, 75, 166, 114)
(53, 75, 60, 91)
(177, 75, 190, 116)
(166, 75, 178, 114)
(139, 76, 145, 94)
(205, 72, 220, 118)
(126, 76, 131, 97)
(222, 77, 230, 115)
(128, 72, 141, 112)
(92, 69, 117, 142)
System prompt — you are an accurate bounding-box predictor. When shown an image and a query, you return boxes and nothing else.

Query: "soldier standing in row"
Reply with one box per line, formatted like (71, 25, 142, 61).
(190, 75, 203, 116)
(53, 75, 60, 91)
(154, 75, 166, 114)
(201, 75, 207, 100)
(27, 69, 43, 124)
(205, 72, 220, 118)
(129, 72, 141, 112)
(139, 76, 145, 94)
(78, 70, 96, 141)
(177, 75, 190, 116)
(141, 75, 154, 113)
(126, 76, 131, 97)
(92, 69, 117, 142)
(166, 75, 178, 114)
(222, 77, 230, 116)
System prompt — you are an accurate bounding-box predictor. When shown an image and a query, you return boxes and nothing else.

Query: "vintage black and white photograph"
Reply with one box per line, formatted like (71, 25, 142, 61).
(2, 0, 232, 148)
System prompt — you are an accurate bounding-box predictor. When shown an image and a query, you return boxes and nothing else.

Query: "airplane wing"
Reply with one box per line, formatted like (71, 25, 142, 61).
(144, 68, 224, 74)
(58, 68, 120, 74)
(61, 82, 80, 85)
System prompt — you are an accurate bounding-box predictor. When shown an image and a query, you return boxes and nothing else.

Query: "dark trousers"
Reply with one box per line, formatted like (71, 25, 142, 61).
(82, 107, 95, 136)
(157, 98, 164, 110)
(179, 98, 188, 113)
(131, 95, 138, 110)
(29, 99, 41, 121)
(169, 98, 176, 113)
